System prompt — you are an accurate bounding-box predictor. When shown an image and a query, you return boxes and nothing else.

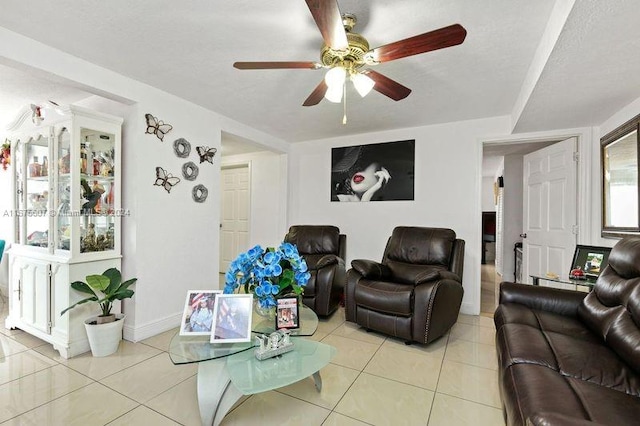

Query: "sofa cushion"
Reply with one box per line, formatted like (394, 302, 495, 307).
(285, 225, 340, 256)
(502, 364, 640, 426)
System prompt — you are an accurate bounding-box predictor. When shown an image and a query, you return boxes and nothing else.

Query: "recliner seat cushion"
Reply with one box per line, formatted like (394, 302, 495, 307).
(354, 280, 413, 316)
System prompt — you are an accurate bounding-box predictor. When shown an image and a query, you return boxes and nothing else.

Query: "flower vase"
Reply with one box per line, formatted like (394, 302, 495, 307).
(254, 301, 276, 319)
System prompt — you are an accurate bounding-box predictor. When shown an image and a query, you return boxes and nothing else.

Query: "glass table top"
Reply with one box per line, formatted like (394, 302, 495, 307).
(226, 339, 336, 395)
(169, 303, 319, 365)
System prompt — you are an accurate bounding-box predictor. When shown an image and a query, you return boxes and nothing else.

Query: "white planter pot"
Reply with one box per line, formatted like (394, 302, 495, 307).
(84, 313, 125, 357)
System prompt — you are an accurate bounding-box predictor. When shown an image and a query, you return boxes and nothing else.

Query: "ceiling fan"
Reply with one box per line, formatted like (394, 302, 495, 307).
(233, 0, 467, 108)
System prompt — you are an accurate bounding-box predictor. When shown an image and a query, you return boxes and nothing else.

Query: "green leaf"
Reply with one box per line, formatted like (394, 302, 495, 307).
(71, 281, 98, 297)
(119, 278, 137, 292)
(103, 268, 122, 294)
(112, 289, 134, 300)
(60, 296, 98, 316)
(86, 274, 110, 292)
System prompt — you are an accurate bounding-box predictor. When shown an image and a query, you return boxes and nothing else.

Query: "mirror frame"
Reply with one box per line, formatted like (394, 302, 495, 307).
(601, 113, 640, 238)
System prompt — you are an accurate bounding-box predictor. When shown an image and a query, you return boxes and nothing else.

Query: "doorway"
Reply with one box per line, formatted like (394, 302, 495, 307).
(219, 164, 250, 274)
(481, 138, 564, 315)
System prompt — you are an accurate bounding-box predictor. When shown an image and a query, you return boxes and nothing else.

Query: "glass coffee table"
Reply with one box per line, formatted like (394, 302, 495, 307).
(169, 304, 335, 426)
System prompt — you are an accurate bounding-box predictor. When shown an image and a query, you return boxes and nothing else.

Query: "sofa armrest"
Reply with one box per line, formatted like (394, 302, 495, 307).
(351, 259, 391, 280)
(499, 282, 587, 317)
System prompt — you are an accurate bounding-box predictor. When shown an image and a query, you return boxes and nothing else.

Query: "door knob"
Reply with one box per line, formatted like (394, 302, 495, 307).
(519, 233, 527, 238)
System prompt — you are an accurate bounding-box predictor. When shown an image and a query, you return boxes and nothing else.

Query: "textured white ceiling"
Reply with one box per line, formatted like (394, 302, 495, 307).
(0, 1, 639, 144)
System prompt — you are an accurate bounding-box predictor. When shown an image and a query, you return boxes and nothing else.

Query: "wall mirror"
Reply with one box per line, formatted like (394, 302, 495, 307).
(601, 113, 640, 237)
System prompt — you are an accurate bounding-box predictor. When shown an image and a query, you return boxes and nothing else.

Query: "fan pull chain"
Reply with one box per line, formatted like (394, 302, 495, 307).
(342, 82, 347, 125)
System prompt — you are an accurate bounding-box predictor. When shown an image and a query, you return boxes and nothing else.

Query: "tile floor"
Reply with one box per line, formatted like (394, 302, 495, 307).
(0, 296, 504, 426)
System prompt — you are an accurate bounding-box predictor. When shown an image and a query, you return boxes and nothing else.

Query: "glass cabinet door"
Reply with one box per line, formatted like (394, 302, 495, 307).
(24, 136, 50, 248)
(79, 128, 115, 253)
(56, 128, 71, 251)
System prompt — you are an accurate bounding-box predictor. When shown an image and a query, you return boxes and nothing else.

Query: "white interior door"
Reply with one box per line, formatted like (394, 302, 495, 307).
(219, 165, 250, 274)
(522, 137, 577, 283)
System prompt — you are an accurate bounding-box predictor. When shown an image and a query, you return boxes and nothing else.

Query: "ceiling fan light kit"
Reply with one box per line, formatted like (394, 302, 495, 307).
(233, 0, 466, 120)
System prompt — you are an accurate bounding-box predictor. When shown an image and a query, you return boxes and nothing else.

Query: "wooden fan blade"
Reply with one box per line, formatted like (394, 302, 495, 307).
(303, 80, 328, 106)
(305, 0, 348, 50)
(367, 24, 467, 63)
(233, 61, 320, 70)
(361, 70, 411, 101)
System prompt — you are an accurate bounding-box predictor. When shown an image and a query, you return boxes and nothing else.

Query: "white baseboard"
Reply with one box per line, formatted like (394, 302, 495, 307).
(459, 300, 479, 316)
(123, 312, 182, 342)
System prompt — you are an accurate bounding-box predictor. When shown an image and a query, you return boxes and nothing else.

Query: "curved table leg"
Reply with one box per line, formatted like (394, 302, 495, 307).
(197, 359, 243, 426)
(312, 371, 322, 392)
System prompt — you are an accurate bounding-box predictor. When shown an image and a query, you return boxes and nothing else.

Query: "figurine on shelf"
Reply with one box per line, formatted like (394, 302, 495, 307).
(80, 178, 104, 214)
(570, 265, 586, 280)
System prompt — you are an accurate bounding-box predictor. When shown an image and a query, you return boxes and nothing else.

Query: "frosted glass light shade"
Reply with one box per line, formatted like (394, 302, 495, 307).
(324, 67, 346, 88)
(324, 84, 343, 103)
(352, 72, 375, 97)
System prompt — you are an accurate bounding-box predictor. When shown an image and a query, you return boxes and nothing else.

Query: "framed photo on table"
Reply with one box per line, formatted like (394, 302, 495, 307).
(569, 245, 612, 280)
(211, 294, 253, 343)
(179, 290, 221, 336)
(275, 297, 300, 330)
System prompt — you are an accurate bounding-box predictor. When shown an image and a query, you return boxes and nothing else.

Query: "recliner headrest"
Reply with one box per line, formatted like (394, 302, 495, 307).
(608, 237, 640, 279)
(285, 225, 340, 256)
(384, 227, 456, 267)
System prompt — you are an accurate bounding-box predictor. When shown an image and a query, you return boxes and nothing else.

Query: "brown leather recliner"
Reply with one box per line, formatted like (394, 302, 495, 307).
(284, 225, 346, 317)
(345, 227, 465, 344)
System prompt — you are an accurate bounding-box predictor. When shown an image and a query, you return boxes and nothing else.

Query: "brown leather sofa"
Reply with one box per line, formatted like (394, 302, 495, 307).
(284, 225, 346, 317)
(345, 227, 465, 344)
(494, 237, 640, 426)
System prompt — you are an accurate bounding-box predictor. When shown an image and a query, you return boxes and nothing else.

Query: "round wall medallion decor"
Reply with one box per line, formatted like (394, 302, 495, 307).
(173, 138, 191, 158)
(181, 161, 199, 181)
(192, 184, 208, 203)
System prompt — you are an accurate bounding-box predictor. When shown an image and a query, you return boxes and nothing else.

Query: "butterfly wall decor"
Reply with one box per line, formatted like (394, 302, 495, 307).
(196, 146, 217, 164)
(154, 167, 181, 193)
(145, 113, 173, 142)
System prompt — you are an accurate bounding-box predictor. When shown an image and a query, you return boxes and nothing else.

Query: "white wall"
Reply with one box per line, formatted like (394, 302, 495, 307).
(289, 116, 511, 315)
(481, 177, 496, 212)
(501, 154, 524, 281)
(0, 27, 289, 342)
(221, 150, 288, 249)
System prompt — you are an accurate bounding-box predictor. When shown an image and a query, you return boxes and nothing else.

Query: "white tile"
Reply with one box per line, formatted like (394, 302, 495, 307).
(320, 335, 379, 370)
(4, 382, 138, 426)
(108, 405, 180, 426)
(444, 339, 498, 370)
(429, 393, 505, 426)
(364, 345, 442, 390)
(140, 328, 179, 352)
(329, 322, 387, 345)
(0, 349, 57, 385)
(277, 363, 360, 409)
(437, 360, 501, 408)
(221, 391, 330, 425)
(0, 334, 30, 358)
(145, 375, 202, 426)
(382, 333, 448, 360)
(0, 364, 93, 422)
(35, 339, 162, 380)
(457, 314, 495, 329)
(100, 353, 197, 403)
(322, 412, 370, 426)
(449, 322, 495, 345)
(335, 373, 434, 426)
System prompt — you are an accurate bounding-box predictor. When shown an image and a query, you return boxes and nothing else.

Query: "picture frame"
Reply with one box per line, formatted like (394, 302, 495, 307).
(569, 245, 612, 280)
(275, 297, 300, 330)
(211, 294, 253, 343)
(179, 290, 221, 336)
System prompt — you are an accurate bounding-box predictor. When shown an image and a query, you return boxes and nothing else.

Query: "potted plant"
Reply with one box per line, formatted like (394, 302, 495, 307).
(61, 267, 136, 357)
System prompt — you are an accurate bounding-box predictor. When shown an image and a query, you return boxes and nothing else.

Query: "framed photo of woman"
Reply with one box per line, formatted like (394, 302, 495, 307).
(211, 294, 253, 343)
(179, 290, 221, 336)
(275, 297, 300, 330)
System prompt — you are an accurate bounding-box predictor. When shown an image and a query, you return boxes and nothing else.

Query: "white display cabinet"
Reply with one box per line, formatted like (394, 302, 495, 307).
(5, 105, 123, 358)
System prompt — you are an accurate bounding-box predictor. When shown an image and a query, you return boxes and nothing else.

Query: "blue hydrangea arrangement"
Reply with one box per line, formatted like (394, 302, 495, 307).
(224, 243, 311, 308)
